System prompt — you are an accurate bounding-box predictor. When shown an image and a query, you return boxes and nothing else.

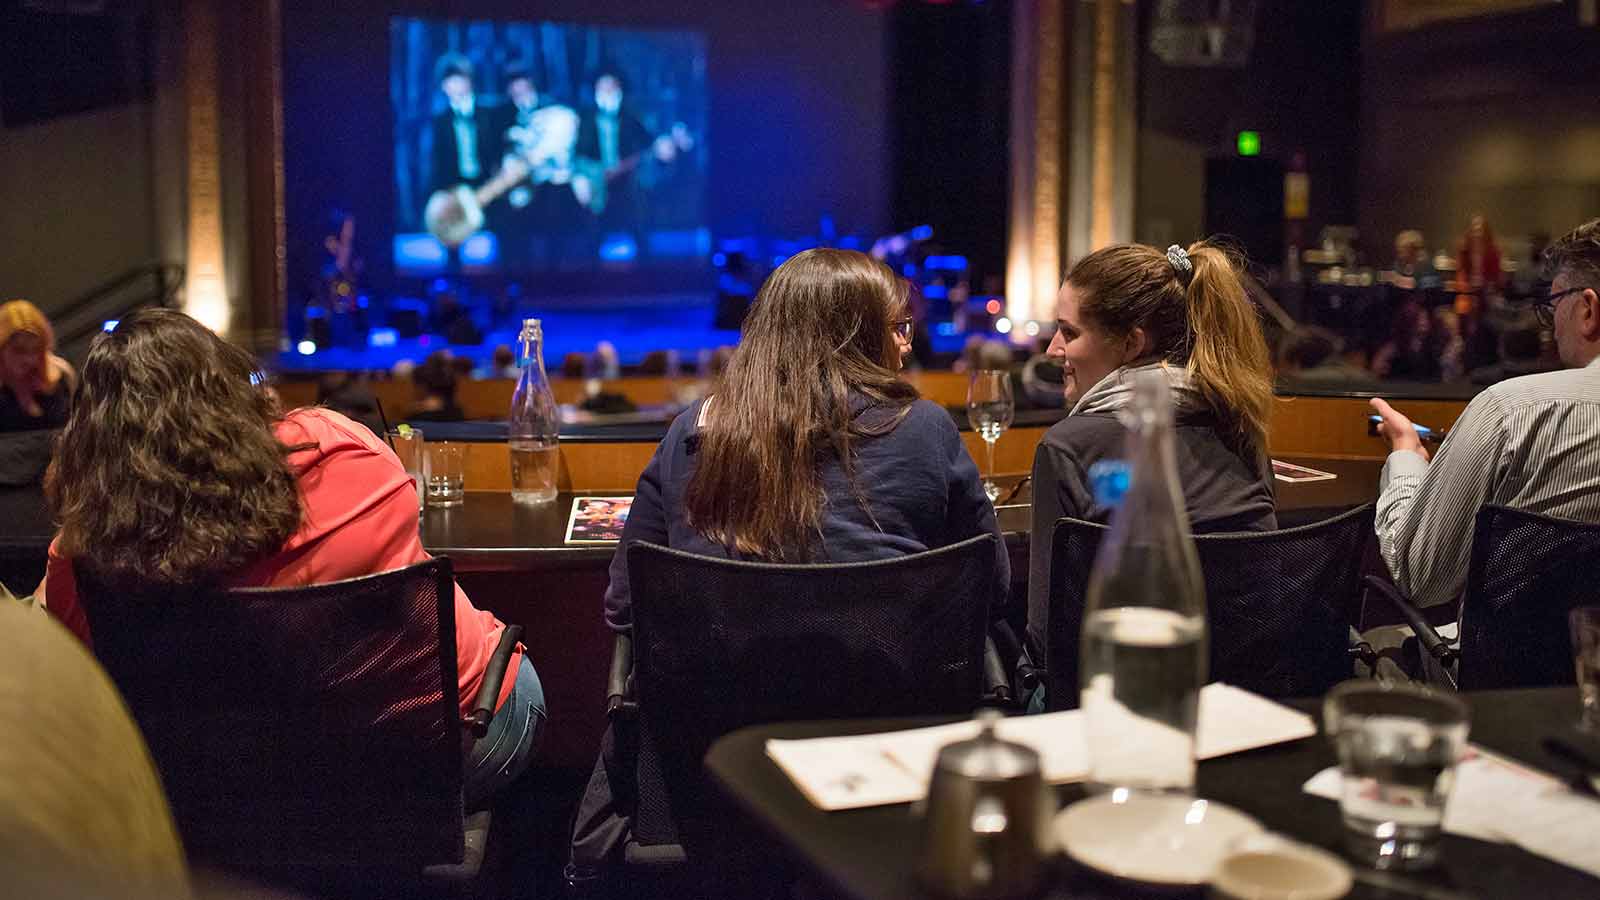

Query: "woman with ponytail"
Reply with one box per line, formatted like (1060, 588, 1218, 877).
(1022, 240, 1277, 687)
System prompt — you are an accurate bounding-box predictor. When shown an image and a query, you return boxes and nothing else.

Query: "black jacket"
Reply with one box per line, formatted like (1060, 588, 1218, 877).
(1023, 408, 1276, 671)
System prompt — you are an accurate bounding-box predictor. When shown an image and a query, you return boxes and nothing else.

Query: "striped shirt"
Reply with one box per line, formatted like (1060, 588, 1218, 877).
(1377, 356, 1600, 608)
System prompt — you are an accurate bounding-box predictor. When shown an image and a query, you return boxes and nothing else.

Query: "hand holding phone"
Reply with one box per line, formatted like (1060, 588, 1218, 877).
(1367, 414, 1439, 443)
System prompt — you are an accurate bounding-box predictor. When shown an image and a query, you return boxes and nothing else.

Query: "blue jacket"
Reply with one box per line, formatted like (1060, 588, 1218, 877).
(604, 397, 1009, 632)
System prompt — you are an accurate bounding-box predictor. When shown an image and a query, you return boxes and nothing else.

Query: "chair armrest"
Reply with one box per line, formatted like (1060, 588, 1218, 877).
(1361, 575, 1456, 664)
(464, 624, 524, 738)
(982, 634, 1013, 707)
(606, 632, 637, 720)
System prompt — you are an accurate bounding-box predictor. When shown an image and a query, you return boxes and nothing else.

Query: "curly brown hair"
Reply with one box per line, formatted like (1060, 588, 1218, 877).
(46, 309, 304, 589)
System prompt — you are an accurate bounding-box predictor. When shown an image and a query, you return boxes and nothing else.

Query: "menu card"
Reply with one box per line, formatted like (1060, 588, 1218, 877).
(1305, 747, 1600, 879)
(766, 683, 1316, 811)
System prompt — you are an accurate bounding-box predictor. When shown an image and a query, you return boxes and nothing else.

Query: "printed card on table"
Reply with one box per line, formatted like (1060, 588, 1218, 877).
(1271, 459, 1339, 483)
(564, 496, 634, 544)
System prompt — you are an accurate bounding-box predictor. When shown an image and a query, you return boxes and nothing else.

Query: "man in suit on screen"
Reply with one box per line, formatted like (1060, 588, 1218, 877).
(428, 54, 503, 197)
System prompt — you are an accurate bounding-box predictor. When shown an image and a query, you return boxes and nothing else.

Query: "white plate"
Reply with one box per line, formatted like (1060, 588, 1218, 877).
(1055, 793, 1264, 888)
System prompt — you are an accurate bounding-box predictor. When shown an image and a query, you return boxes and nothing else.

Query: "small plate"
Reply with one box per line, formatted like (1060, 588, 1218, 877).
(1055, 793, 1264, 888)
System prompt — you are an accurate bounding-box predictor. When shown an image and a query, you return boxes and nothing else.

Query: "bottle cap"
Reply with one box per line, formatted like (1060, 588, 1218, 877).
(1088, 460, 1131, 509)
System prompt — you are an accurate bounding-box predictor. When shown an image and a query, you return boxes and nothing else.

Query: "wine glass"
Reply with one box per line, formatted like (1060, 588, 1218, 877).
(966, 369, 1015, 502)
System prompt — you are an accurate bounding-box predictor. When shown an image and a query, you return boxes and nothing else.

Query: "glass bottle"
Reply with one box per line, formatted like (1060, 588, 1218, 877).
(508, 318, 560, 505)
(1079, 370, 1207, 795)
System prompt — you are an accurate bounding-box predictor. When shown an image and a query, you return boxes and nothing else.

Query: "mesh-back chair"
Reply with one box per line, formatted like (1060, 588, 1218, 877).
(1045, 504, 1375, 711)
(622, 534, 995, 868)
(76, 557, 521, 892)
(1366, 505, 1600, 691)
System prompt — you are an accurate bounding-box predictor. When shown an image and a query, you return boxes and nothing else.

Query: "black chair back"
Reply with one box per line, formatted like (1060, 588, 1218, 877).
(1457, 505, 1600, 690)
(76, 558, 467, 873)
(627, 534, 996, 850)
(1046, 504, 1374, 711)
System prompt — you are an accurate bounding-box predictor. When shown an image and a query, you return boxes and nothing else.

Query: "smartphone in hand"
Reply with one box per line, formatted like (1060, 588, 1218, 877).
(1367, 414, 1439, 444)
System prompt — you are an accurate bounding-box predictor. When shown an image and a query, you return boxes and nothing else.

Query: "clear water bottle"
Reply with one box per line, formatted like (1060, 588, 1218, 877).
(508, 318, 560, 505)
(1079, 371, 1207, 795)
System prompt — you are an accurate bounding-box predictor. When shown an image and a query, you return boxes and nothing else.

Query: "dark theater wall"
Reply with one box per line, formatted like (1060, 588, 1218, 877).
(1359, 5, 1600, 266)
(1135, 0, 1363, 266)
(281, 0, 890, 296)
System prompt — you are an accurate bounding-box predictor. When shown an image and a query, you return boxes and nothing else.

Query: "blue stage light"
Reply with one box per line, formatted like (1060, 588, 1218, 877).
(395, 234, 448, 271)
(297, 340, 317, 356)
(923, 284, 949, 300)
(368, 328, 399, 348)
(837, 236, 863, 250)
(902, 263, 917, 277)
(599, 234, 638, 262)
(712, 253, 727, 267)
(911, 225, 934, 241)
(461, 233, 499, 266)
(935, 322, 958, 336)
(924, 255, 969, 271)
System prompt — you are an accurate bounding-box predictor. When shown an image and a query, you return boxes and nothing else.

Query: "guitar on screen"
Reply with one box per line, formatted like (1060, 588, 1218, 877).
(422, 105, 580, 247)
(569, 123, 695, 215)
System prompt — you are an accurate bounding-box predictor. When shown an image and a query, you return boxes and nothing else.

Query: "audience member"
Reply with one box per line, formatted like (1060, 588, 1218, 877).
(1453, 214, 1505, 324)
(37, 309, 543, 811)
(1370, 300, 1442, 381)
(1468, 317, 1553, 385)
(407, 350, 466, 422)
(568, 248, 1006, 877)
(0, 600, 190, 899)
(1024, 241, 1276, 697)
(314, 370, 384, 436)
(0, 300, 76, 432)
(480, 343, 519, 379)
(1276, 326, 1377, 388)
(1371, 218, 1600, 609)
(1431, 307, 1467, 382)
(1389, 230, 1440, 291)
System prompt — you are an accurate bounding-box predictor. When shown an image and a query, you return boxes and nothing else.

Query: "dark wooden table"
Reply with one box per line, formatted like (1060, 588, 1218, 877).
(705, 687, 1599, 900)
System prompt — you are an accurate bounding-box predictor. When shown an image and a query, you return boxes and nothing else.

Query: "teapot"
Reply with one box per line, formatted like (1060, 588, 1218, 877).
(916, 710, 1054, 899)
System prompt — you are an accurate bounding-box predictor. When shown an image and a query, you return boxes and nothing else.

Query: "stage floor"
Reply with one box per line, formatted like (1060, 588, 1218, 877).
(275, 298, 744, 373)
(273, 296, 974, 374)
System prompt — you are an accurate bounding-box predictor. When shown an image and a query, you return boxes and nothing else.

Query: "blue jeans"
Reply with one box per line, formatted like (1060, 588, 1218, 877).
(463, 655, 546, 811)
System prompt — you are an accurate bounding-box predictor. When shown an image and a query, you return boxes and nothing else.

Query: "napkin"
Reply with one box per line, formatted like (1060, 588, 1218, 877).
(767, 683, 1316, 811)
(1303, 745, 1600, 879)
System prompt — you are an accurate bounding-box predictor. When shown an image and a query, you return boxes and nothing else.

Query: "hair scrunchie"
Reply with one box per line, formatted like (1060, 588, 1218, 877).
(1166, 244, 1194, 284)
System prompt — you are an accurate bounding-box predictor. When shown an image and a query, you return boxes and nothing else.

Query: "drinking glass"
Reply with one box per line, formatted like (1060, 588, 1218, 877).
(388, 427, 426, 512)
(966, 369, 1015, 502)
(1571, 606, 1600, 730)
(1323, 682, 1469, 871)
(425, 441, 467, 508)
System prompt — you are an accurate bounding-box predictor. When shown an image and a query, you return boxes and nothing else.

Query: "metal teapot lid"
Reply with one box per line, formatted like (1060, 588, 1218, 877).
(934, 710, 1041, 781)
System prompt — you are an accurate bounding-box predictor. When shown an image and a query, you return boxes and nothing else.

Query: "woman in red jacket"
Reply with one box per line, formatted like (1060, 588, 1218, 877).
(40, 308, 543, 810)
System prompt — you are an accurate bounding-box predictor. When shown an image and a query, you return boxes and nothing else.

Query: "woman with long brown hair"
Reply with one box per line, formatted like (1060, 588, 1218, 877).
(568, 247, 1007, 876)
(1023, 241, 1277, 698)
(39, 308, 544, 810)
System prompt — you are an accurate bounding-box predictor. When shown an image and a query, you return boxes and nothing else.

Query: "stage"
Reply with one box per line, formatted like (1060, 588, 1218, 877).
(273, 293, 978, 374)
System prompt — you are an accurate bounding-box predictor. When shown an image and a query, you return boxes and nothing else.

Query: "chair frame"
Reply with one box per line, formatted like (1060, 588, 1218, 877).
(1040, 503, 1378, 709)
(1363, 504, 1600, 691)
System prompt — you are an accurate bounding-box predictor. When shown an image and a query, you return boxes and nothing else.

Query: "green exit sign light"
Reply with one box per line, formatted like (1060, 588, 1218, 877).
(1237, 131, 1261, 157)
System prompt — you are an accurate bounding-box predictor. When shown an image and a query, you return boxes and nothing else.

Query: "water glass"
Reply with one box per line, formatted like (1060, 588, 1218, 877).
(425, 441, 467, 508)
(1571, 606, 1600, 730)
(1323, 681, 1468, 871)
(388, 427, 426, 512)
(966, 369, 1015, 502)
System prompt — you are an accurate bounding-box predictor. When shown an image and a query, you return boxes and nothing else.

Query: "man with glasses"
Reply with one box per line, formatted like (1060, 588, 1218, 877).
(1370, 218, 1600, 610)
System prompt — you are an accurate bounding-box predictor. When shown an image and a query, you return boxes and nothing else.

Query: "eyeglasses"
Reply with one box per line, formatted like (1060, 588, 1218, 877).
(1532, 286, 1587, 328)
(893, 317, 915, 340)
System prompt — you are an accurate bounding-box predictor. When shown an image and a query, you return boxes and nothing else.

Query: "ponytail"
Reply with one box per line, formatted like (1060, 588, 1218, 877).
(1180, 243, 1273, 459)
(1067, 240, 1274, 460)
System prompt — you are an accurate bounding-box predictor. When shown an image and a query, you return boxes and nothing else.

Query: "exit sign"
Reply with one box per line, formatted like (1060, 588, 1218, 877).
(1237, 131, 1261, 157)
